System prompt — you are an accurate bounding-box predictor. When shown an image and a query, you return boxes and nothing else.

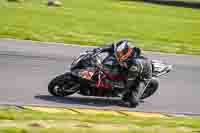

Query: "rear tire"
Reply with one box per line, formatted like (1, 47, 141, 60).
(48, 73, 79, 97)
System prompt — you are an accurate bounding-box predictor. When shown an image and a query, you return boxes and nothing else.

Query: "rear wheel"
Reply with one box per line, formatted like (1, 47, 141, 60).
(48, 73, 79, 97)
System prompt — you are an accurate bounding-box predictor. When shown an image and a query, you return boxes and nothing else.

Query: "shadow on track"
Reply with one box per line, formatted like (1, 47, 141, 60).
(35, 95, 129, 108)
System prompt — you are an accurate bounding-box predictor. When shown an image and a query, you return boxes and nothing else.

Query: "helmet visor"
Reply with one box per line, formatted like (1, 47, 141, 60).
(117, 48, 133, 62)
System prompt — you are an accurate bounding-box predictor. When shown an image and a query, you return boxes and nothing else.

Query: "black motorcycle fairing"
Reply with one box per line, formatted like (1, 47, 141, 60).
(70, 53, 95, 71)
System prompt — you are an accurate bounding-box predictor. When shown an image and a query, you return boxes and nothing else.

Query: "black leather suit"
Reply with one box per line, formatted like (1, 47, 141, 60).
(98, 44, 158, 106)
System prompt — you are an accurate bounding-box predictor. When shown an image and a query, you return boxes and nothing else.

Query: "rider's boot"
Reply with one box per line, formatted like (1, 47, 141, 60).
(123, 81, 146, 107)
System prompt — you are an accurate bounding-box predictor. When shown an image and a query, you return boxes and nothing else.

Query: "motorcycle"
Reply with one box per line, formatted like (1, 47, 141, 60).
(48, 48, 172, 106)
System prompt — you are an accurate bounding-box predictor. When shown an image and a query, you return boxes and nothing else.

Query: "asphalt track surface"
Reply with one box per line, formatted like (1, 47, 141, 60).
(0, 39, 200, 114)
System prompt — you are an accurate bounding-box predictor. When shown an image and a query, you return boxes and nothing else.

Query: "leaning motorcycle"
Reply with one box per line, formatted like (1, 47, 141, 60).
(48, 48, 172, 106)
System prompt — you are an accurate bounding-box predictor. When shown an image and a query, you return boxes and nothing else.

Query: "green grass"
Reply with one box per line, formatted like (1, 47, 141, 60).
(0, 107, 200, 133)
(0, 0, 200, 55)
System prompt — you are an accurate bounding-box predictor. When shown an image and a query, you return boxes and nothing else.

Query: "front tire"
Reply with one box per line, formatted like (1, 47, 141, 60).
(48, 73, 79, 97)
(141, 78, 159, 99)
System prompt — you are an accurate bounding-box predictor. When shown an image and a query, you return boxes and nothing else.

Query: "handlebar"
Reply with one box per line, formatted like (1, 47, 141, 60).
(153, 65, 173, 77)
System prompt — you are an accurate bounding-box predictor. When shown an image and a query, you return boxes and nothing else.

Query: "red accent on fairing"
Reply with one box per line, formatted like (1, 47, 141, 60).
(104, 71, 127, 81)
(96, 74, 112, 90)
(96, 70, 126, 90)
(96, 81, 112, 90)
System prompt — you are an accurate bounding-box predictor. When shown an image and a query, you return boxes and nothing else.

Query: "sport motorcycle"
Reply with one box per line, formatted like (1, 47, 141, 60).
(48, 48, 172, 106)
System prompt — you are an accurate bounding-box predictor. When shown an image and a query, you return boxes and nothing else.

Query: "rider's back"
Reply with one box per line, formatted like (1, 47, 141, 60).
(126, 56, 152, 81)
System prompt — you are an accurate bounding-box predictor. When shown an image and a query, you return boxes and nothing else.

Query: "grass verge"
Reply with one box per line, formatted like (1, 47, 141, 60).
(0, 0, 200, 55)
(0, 106, 200, 133)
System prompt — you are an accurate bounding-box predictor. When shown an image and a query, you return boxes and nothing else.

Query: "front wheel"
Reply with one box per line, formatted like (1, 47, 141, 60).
(48, 73, 79, 97)
(140, 78, 159, 99)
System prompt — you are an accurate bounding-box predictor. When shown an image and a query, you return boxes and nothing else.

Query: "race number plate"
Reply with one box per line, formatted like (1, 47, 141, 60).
(81, 70, 94, 80)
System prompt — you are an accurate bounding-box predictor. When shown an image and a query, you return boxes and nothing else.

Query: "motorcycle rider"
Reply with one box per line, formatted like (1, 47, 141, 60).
(96, 39, 159, 107)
